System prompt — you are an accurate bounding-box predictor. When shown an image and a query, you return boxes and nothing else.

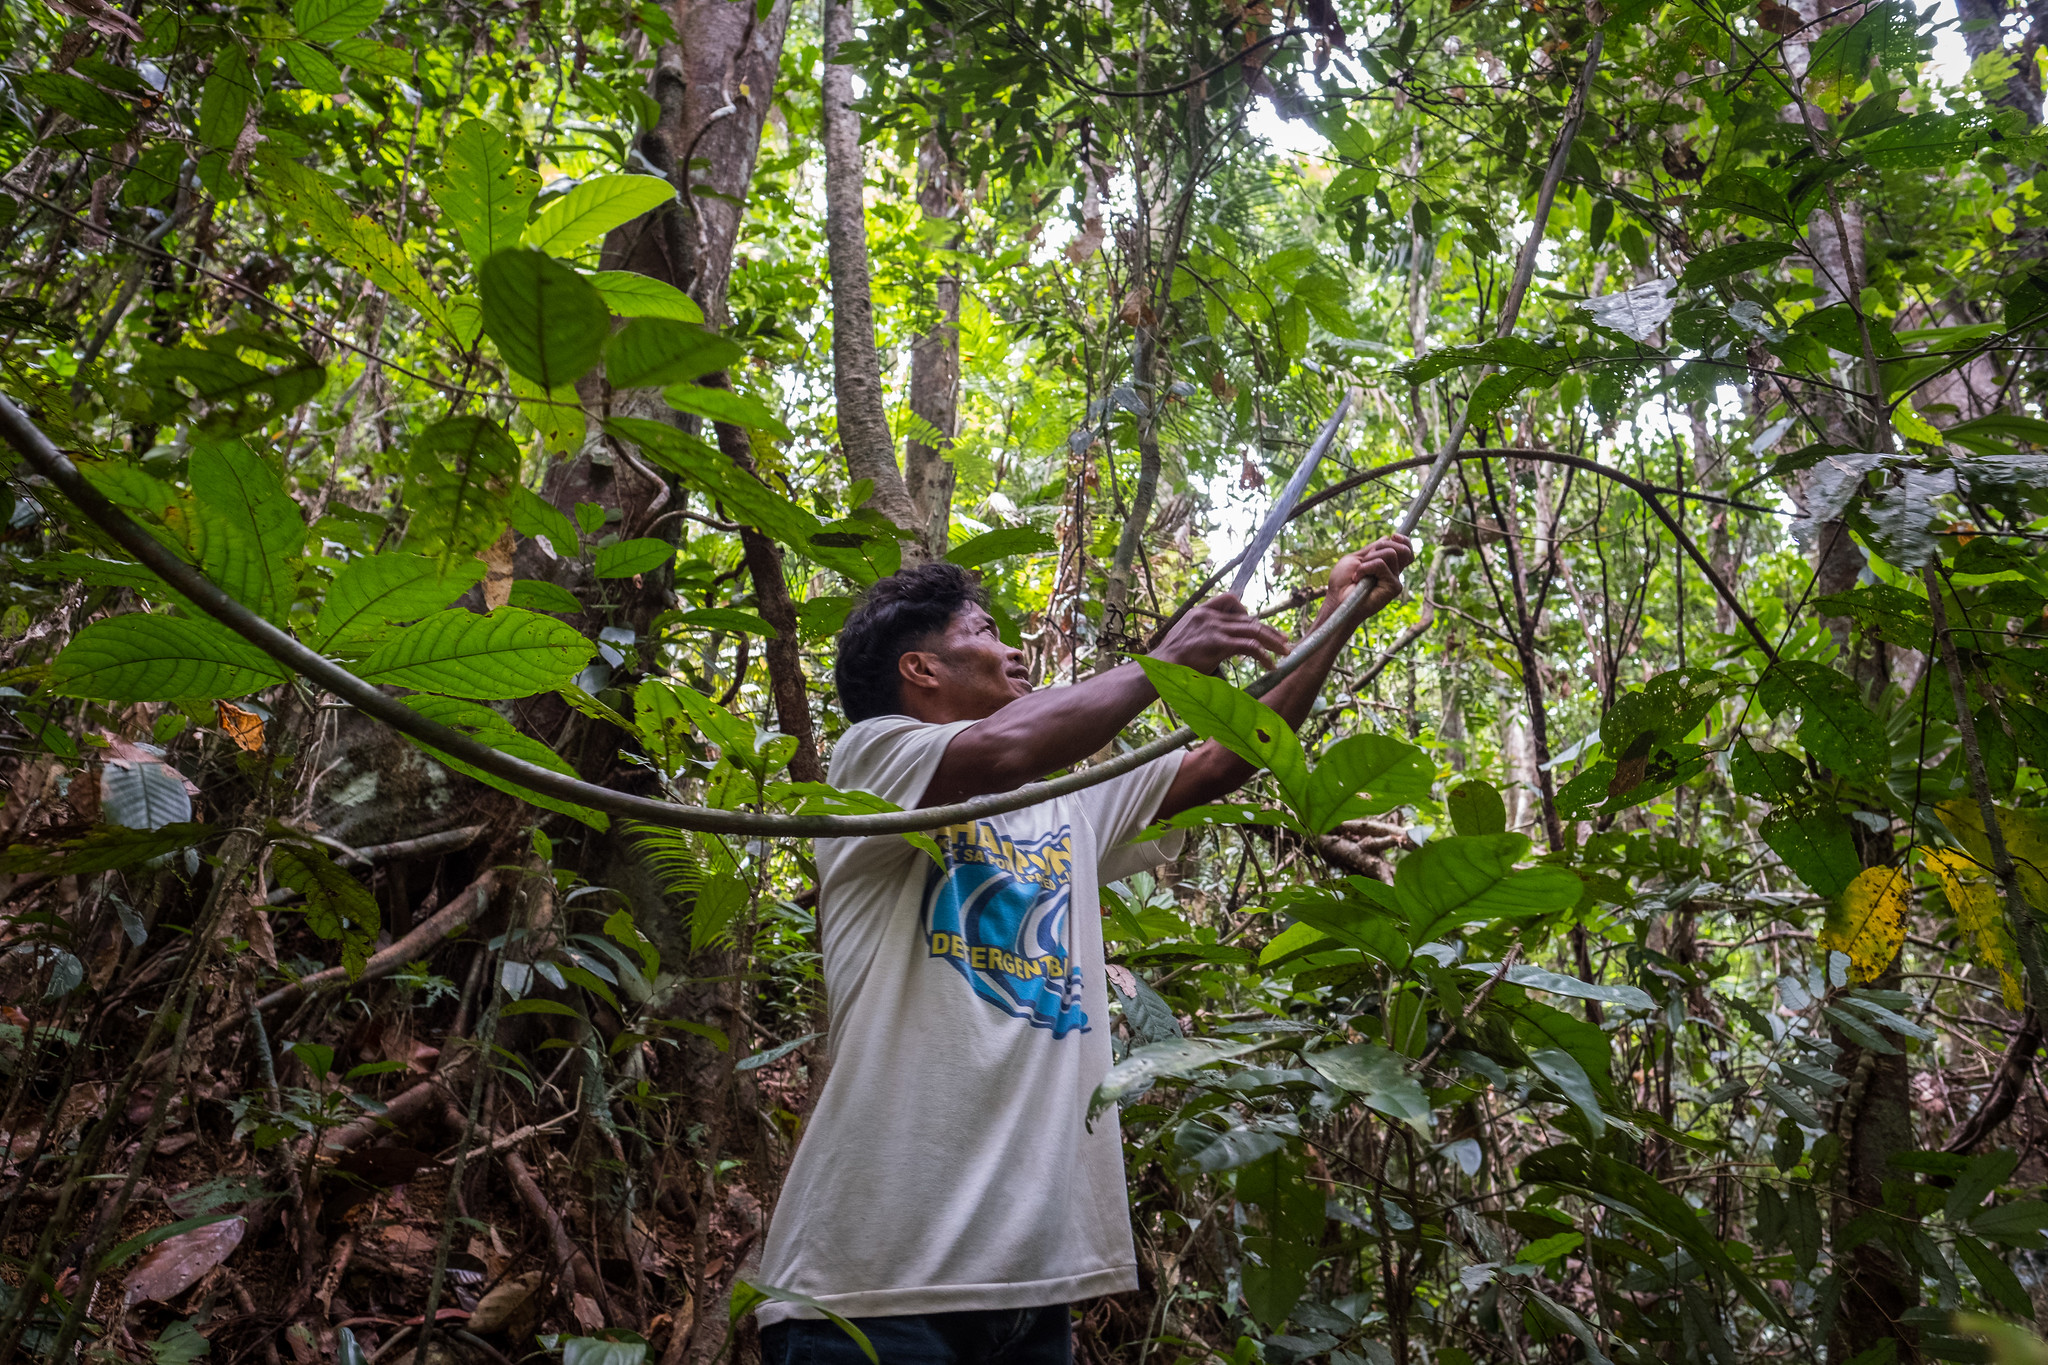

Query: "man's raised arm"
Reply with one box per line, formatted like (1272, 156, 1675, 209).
(915, 535, 1413, 809)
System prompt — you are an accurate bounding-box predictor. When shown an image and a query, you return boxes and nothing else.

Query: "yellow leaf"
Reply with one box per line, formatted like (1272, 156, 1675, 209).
(509, 375, 587, 460)
(1819, 866, 1911, 982)
(1925, 848, 2020, 1008)
(1936, 801, 2048, 920)
(214, 699, 265, 752)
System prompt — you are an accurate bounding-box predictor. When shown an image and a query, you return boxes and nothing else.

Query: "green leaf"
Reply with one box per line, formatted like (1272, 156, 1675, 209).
(508, 580, 585, 614)
(188, 438, 306, 625)
(1491, 964, 1654, 1012)
(588, 270, 705, 322)
(1506, 997, 1614, 1089)
(594, 538, 673, 579)
(559, 1335, 648, 1365)
(0, 823, 215, 877)
(1759, 806, 1861, 898)
(675, 608, 774, 635)
(1136, 658, 1309, 812)
(1447, 779, 1508, 837)
(479, 249, 609, 389)
(1968, 1200, 2048, 1248)
(1945, 1149, 2019, 1226)
(1757, 660, 1888, 783)
(50, 614, 289, 702)
(18, 72, 134, 134)
(356, 608, 593, 699)
(523, 174, 675, 255)
(1240, 1235, 1317, 1331)
(133, 332, 326, 435)
(1306, 1042, 1432, 1133)
(1300, 732, 1434, 833)
(431, 119, 541, 267)
(1954, 1235, 2033, 1318)
(508, 486, 581, 559)
(310, 553, 487, 653)
(293, 0, 383, 41)
(254, 149, 448, 333)
(282, 41, 344, 94)
(401, 695, 609, 829)
(661, 382, 789, 438)
(1393, 832, 1581, 945)
(1697, 169, 1791, 224)
(1540, 1039, 1613, 1137)
(101, 753, 192, 830)
(271, 841, 380, 978)
(1088, 1037, 1268, 1118)
(197, 46, 256, 151)
(944, 527, 1058, 568)
(605, 320, 744, 389)
(1729, 742, 1806, 799)
(610, 418, 822, 548)
(1679, 240, 1797, 288)
(404, 417, 521, 563)
(329, 37, 411, 76)
(729, 1283, 876, 1363)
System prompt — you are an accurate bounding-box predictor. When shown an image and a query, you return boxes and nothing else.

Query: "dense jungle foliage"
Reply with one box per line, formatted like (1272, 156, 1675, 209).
(3, 0, 2048, 1359)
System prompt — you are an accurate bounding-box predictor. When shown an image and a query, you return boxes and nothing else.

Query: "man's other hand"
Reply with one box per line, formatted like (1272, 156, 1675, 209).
(1329, 534, 1414, 619)
(1150, 594, 1291, 673)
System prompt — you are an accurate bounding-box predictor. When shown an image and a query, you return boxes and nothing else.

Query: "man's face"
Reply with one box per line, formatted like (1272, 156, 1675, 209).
(903, 603, 1032, 721)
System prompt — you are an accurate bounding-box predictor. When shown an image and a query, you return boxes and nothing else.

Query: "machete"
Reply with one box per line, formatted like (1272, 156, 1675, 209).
(1227, 392, 1354, 599)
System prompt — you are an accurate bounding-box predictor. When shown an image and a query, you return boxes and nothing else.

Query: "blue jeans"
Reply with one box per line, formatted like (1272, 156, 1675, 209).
(760, 1305, 1072, 1365)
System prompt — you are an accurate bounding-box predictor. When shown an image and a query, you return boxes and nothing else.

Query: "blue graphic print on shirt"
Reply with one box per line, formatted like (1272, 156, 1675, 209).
(920, 821, 1087, 1038)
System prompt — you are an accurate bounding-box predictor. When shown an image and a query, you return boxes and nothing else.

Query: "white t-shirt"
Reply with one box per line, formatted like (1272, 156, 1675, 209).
(755, 714, 1186, 1324)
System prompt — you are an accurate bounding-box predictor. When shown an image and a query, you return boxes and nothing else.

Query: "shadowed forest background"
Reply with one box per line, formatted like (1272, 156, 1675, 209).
(3, 0, 2048, 1360)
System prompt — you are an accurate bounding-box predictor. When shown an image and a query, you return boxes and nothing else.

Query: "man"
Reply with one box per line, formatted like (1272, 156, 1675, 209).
(755, 535, 1414, 1364)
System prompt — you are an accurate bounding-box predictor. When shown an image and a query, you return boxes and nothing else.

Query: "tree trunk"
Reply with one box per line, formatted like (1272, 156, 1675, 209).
(604, 0, 795, 327)
(822, 0, 918, 535)
(902, 128, 962, 560)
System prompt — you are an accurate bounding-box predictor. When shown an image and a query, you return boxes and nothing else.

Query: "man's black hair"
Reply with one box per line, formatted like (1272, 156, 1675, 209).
(834, 561, 985, 723)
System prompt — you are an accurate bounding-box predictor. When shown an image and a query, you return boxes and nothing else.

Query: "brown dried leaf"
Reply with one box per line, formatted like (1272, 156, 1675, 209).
(123, 1215, 246, 1306)
(214, 700, 265, 752)
(467, 1270, 545, 1333)
(479, 526, 517, 611)
(571, 1291, 605, 1332)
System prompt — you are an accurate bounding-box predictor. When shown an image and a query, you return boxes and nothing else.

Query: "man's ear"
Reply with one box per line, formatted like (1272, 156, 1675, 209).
(898, 648, 943, 695)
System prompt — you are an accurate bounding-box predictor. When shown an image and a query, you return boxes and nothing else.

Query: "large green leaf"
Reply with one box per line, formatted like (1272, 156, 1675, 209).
(662, 380, 789, 437)
(1305, 1042, 1431, 1132)
(270, 840, 380, 977)
(1528, 1046, 1608, 1138)
(196, 46, 255, 151)
(1393, 832, 1581, 944)
(404, 416, 520, 562)
(522, 174, 675, 255)
(609, 418, 822, 548)
(1087, 1037, 1267, 1118)
(1760, 806, 1860, 898)
(944, 527, 1058, 569)
(50, 614, 289, 702)
(1240, 1236, 1317, 1331)
(431, 119, 540, 267)
(309, 553, 487, 652)
(132, 332, 326, 436)
(606, 320, 745, 390)
(1679, 240, 1797, 288)
(188, 438, 305, 625)
(293, 0, 382, 40)
(355, 608, 593, 699)
(479, 249, 609, 389)
(400, 695, 608, 829)
(1757, 660, 1887, 783)
(1135, 658, 1309, 811)
(588, 270, 704, 323)
(594, 538, 673, 580)
(1299, 732, 1434, 833)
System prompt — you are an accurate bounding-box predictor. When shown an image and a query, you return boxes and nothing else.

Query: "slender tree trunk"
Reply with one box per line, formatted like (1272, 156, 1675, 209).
(902, 128, 962, 560)
(821, 0, 918, 534)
